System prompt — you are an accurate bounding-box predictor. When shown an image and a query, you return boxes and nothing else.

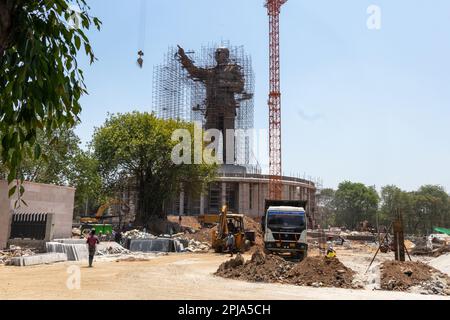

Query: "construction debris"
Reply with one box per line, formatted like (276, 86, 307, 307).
(72, 227, 81, 237)
(215, 249, 357, 289)
(184, 239, 210, 253)
(380, 260, 450, 295)
(123, 229, 157, 240)
(0, 246, 37, 265)
(97, 242, 131, 255)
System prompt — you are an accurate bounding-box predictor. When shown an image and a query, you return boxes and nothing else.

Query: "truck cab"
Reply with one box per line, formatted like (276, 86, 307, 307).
(262, 205, 308, 260)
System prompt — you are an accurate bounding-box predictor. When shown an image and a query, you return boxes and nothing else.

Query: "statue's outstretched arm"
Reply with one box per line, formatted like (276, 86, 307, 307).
(230, 67, 245, 93)
(177, 45, 208, 80)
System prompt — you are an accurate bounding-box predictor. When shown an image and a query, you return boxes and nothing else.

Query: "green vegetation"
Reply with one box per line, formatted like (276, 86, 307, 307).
(0, 0, 100, 200)
(317, 182, 450, 235)
(92, 112, 216, 226)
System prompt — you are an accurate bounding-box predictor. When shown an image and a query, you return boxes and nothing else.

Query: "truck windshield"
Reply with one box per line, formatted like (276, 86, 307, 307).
(267, 213, 305, 228)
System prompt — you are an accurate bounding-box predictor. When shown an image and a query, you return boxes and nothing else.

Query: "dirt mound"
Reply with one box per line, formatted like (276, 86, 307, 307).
(215, 249, 356, 288)
(284, 256, 355, 288)
(185, 225, 216, 243)
(381, 261, 450, 295)
(167, 216, 201, 230)
(215, 249, 292, 283)
(244, 216, 264, 252)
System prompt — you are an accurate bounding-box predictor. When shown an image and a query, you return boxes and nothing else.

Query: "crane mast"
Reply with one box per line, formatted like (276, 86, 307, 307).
(265, 0, 287, 200)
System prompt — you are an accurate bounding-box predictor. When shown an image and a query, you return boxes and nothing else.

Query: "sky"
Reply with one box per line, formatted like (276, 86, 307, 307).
(75, 0, 450, 192)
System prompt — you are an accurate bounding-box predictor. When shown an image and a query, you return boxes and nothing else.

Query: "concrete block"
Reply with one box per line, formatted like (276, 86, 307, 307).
(54, 239, 86, 245)
(9, 253, 67, 266)
(46, 242, 88, 261)
(129, 238, 184, 253)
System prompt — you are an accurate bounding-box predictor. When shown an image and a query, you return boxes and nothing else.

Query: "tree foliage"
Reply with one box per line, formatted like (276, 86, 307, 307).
(318, 182, 450, 235)
(316, 188, 336, 227)
(0, 126, 102, 215)
(0, 0, 100, 198)
(333, 181, 379, 229)
(92, 112, 217, 226)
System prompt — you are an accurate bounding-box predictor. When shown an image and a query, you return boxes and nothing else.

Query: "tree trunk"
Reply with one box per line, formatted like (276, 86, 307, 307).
(0, 0, 15, 57)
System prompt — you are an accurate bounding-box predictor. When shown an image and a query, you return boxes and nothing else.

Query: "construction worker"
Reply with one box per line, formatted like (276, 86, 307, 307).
(86, 229, 100, 267)
(326, 245, 336, 259)
(226, 232, 235, 257)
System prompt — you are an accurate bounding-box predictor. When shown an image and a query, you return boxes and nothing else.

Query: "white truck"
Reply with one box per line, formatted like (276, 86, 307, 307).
(262, 200, 308, 260)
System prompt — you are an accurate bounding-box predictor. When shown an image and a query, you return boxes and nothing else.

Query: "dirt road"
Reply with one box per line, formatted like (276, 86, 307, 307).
(0, 252, 448, 300)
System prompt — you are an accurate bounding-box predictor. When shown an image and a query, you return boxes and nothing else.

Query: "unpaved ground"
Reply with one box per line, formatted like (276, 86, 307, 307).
(0, 252, 448, 300)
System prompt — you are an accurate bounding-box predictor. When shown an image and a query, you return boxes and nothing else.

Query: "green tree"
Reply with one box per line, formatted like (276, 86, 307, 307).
(0, 0, 100, 196)
(410, 185, 450, 234)
(334, 181, 379, 229)
(92, 112, 217, 226)
(66, 149, 102, 217)
(316, 188, 336, 227)
(0, 126, 103, 216)
(19, 127, 81, 184)
(379, 185, 413, 225)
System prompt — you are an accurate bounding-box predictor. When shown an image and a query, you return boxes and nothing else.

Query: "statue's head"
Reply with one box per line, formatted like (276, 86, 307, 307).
(215, 47, 230, 65)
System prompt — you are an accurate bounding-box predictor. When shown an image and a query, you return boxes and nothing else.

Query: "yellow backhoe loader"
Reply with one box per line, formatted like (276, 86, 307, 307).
(211, 205, 255, 253)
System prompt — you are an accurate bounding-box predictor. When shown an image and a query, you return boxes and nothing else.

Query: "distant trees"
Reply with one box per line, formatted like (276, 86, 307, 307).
(316, 188, 336, 227)
(317, 182, 450, 235)
(333, 181, 379, 229)
(0, 126, 102, 214)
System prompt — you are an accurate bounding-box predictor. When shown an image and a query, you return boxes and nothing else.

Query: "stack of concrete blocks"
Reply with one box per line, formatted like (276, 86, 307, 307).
(129, 238, 184, 253)
(46, 240, 88, 261)
(9, 253, 67, 266)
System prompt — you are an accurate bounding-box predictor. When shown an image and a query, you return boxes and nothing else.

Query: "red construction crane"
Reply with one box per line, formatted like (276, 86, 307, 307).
(265, 0, 287, 200)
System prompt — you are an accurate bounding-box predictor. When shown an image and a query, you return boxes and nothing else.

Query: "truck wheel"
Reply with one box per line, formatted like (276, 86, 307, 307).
(244, 240, 251, 251)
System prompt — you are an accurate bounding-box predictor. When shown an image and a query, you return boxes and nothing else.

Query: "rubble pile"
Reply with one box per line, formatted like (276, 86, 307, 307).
(380, 261, 450, 295)
(184, 239, 210, 253)
(410, 233, 450, 257)
(0, 246, 36, 265)
(123, 229, 157, 240)
(97, 242, 131, 255)
(72, 227, 81, 237)
(184, 226, 216, 243)
(215, 249, 357, 289)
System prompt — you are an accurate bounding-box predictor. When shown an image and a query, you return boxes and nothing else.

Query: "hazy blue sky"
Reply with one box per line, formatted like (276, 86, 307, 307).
(76, 0, 450, 192)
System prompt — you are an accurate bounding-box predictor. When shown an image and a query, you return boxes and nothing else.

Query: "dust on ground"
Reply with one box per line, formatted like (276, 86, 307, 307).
(215, 249, 357, 289)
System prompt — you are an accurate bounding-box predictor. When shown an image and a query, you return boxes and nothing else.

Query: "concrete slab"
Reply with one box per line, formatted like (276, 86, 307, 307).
(9, 253, 67, 266)
(129, 238, 184, 253)
(46, 242, 88, 261)
(53, 239, 86, 245)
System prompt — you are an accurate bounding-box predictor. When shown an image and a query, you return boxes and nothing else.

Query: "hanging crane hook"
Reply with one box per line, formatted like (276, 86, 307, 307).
(137, 50, 144, 68)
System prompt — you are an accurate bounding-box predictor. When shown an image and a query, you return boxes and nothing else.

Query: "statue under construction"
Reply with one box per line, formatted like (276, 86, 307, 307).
(177, 45, 246, 163)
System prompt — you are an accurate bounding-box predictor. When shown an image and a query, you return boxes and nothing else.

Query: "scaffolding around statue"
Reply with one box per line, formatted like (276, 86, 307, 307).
(152, 41, 256, 169)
